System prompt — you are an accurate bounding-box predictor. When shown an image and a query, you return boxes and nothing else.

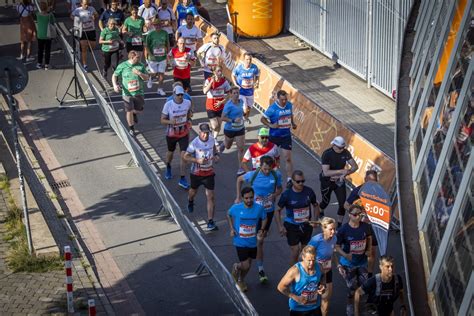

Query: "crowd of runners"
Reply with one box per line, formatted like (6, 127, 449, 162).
(46, 0, 407, 315)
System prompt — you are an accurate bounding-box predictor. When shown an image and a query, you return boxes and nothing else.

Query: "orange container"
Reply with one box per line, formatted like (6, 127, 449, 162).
(228, 0, 283, 38)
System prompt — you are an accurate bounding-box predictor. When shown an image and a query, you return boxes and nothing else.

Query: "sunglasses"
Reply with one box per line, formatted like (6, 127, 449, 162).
(260, 136, 269, 139)
(293, 179, 305, 184)
(350, 212, 361, 216)
(335, 145, 345, 150)
(176, 93, 184, 96)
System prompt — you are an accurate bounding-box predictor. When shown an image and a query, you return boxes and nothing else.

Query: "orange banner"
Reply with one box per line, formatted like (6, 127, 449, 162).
(195, 19, 396, 194)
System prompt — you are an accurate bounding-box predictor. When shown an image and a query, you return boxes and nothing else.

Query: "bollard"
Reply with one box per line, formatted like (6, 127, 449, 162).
(88, 299, 96, 316)
(64, 246, 74, 313)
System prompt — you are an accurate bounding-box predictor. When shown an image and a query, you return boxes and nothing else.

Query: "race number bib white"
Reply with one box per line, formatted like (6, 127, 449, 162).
(175, 57, 188, 69)
(127, 80, 139, 92)
(231, 119, 244, 129)
(318, 258, 332, 270)
(153, 47, 165, 57)
(255, 195, 272, 210)
(278, 115, 292, 129)
(239, 224, 256, 238)
(350, 240, 366, 255)
(206, 56, 218, 66)
(293, 207, 310, 223)
(131, 36, 142, 46)
(212, 88, 225, 98)
(109, 41, 119, 51)
(82, 20, 94, 31)
(241, 78, 254, 89)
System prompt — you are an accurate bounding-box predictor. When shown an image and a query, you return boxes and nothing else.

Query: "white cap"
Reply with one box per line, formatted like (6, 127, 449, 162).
(331, 136, 346, 148)
(173, 85, 185, 95)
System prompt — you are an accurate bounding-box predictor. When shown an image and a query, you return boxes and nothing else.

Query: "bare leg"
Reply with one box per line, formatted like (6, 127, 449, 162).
(281, 148, 293, 180)
(321, 283, 333, 316)
(179, 151, 187, 177)
(205, 189, 215, 220)
(235, 135, 245, 165)
(289, 244, 300, 266)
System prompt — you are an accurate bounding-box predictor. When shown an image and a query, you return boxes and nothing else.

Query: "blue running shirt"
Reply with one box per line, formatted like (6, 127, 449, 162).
(263, 101, 293, 137)
(243, 169, 282, 212)
(228, 202, 266, 248)
(232, 63, 260, 96)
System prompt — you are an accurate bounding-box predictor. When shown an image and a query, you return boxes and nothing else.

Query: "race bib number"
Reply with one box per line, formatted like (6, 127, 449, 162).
(175, 57, 188, 69)
(199, 160, 212, 171)
(82, 20, 94, 31)
(231, 119, 244, 129)
(239, 224, 256, 238)
(318, 258, 332, 270)
(301, 282, 318, 305)
(350, 240, 366, 255)
(109, 41, 119, 51)
(127, 79, 140, 92)
(185, 37, 196, 44)
(153, 47, 165, 57)
(241, 78, 254, 89)
(293, 207, 310, 223)
(131, 36, 142, 46)
(212, 88, 225, 98)
(206, 56, 218, 66)
(255, 195, 272, 210)
(278, 115, 292, 129)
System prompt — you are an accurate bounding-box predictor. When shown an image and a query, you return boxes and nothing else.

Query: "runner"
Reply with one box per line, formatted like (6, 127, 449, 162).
(71, 0, 99, 71)
(228, 187, 267, 292)
(161, 85, 192, 189)
(203, 65, 231, 148)
(99, 17, 124, 78)
(336, 204, 372, 316)
(308, 217, 337, 316)
(167, 82, 193, 113)
(175, 0, 198, 26)
(122, 6, 145, 54)
(232, 52, 260, 117)
(277, 245, 326, 316)
(98, 0, 125, 31)
(235, 155, 282, 283)
(112, 50, 150, 136)
(261, 90, 297, 188)
(197, 31, 225, 80)
(175, 13, 202, 53)
(344, 170, 379, 278)
(354, 255, 406, 316)
(275, 170, 320, 266)
(221, 86, 247, 175)
(137, 0, 157, 30)
(144, 17, 169, 96)
(241, 127, 280, 172)
(167, 37, 196, 92)
(183, 123, 220, 231)
(157, 0, 176, 47)
(319, 136, 359, 228)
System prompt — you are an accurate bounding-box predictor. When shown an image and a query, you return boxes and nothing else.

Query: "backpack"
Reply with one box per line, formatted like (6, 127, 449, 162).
(249, 167, 278, 192)
(199, 44, 223, 67)
(374, 273, 400, 303)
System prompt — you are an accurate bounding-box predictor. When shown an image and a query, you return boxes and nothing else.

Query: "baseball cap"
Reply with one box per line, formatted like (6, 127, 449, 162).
(199, 123, 211, 133)
(173, 85, 185, 95)
(258, 127, 270, 137)
(331, 136, 346, 148)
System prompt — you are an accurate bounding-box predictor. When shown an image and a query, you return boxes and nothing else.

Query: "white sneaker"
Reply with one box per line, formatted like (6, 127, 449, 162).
(157, 88, 166, 96)
(17, 55, 24, 60)
(147, 77, 153, 89)
(25, 56, 35, 62)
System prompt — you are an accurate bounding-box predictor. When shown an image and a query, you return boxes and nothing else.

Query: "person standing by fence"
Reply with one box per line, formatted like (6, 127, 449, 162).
(35, 1, 55, 70)
(16, 0, 36, 62)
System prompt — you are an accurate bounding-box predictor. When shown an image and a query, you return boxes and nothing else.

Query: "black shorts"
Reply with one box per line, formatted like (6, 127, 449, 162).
(290, 307, 322, 316)
(190, 174, 215, 190)
(284, 222, 313, 246)
(207, 109, 223, 119)
(224, 128, 245, 138)
(126, 42, 143, 52)
(236, 246, 257, 262)
(78, 30, 96, 42)
(173, 77, 191, 91)
(257, 211, 274, 232)
(269, 134, 292, 150)
(123, 95, 145, 112)
(166, 135, 189, 152)
(321, 270, 333, 284)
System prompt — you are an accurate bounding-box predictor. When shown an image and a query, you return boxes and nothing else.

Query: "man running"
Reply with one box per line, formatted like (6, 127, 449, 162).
(345, 169, 379, 278)
(161, 85, 192, 189)
(144, 18, 169, 96)
(228, 187, 267, 292)
(175, 0, 198, 26)
(235, 155, 282, 283)
(319, 136, 359, 228)
(176, 13, 202, 53)
(112, 50, 149, 136)
(336, 204, 372, 316)
(197, 31, 225, 80)
(167, 82, 193, 113)
(241, 127, 280, 172)
(275, 170, 320, 266)
(232, 52, 260, 117)
(261, 90, 297, 188)
(183, 123, 219, 231)
(221, 86, 247, 175)
(157, 0, 176, 47)
(99, 0, 125, 31)
(168, 37, 196, 92)
(354, 255, 406, 316)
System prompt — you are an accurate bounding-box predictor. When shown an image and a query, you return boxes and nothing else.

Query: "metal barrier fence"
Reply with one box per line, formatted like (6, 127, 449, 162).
(53, 23, 258, 316)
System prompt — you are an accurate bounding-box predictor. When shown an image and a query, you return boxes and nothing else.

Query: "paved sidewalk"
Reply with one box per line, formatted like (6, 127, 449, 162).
(206, 2, 396, 159)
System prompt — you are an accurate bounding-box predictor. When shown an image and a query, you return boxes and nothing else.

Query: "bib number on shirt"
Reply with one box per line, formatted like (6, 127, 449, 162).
(239, 224, 256, 238)
(293, 207, 310, 223)
(131, 36, 142, 46)
(153, 47, 166, 57)
(255, 195, 272, 211)
(127, 79, 140, 92)
(350, 240, 366, 255)
(175, 57, 189, 69)
(241, 78, 254, 89)
(278, 115, 292, 129)
(82, 20, 94, 31)
(318, 258, 332, 271)
(231, 119, 244, 129)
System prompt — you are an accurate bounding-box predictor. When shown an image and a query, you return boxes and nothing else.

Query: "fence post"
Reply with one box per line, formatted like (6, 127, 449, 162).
(64, 246, 74, 313)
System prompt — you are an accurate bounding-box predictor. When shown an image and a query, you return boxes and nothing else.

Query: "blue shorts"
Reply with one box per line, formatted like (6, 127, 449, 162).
(269, 134, 292, 150)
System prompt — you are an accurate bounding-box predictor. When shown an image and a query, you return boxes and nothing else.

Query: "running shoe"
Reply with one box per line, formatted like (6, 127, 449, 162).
(36, 63, 43, 69)
(258, 270, 268, 284)
(147, 77, 153, 89)
(231, 263, 240, 283)
(236, 168, 246, 176)
(83, 64, 88, 72)
(128, 129, 136, 137)
(178, 177, 190, 190)
(44, 64, 50, 70)
(17, 55, 24, 61)
(237, 281, 248, 292)
(165, 165, 172, 179)
(207, 219, 218, 231)
(157, 88, 166, 96)
(187, 200, 194, 213)
(133, 113, 138, 124)
(25, 56, 35, 62)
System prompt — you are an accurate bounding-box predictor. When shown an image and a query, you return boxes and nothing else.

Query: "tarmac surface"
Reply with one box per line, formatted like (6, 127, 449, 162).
(0, 1, 403, 315)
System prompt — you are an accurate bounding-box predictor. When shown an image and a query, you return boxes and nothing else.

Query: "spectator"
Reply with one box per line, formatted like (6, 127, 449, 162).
(16, 0, 36, 62)
(35, 1, 55, 70)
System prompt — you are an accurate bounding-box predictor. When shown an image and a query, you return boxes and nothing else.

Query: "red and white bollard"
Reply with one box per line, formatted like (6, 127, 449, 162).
(88, 299, 96, 316)
(64, 245, 74, 313)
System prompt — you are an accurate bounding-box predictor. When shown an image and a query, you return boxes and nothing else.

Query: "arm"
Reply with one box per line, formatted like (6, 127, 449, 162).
(254, 74, 260, 89)
(275, 205, 286, 236)
(261, 116, 278, 129)
(98, 17, 105, 30)
(112, 73, 120, 93)
(335, 244, 352, 262)
(182, 151, 201, 164)
(312, 202, 321, 221)
(241, 151, 251, 172)
(347, 158, 359, 175)
(235, 175, 244, 203)
(322, 164, 347, 177)
(131, 68, 150, 81)
(231, 72, 239, 87)
(202, 77, 213, 94)
(277, 266, 306, 305)
(227, 213, 236, 237)
(160, 113, 174, 125)
(354, 287, 365, 316)
(291, 113, 297, 129)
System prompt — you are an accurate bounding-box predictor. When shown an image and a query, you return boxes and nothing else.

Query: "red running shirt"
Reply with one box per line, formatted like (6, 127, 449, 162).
(204, 77, 231, 111)
(169, 47, 195, 79)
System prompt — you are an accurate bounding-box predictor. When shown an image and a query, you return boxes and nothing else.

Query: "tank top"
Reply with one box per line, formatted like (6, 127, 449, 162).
(289, 262, 322, 312)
